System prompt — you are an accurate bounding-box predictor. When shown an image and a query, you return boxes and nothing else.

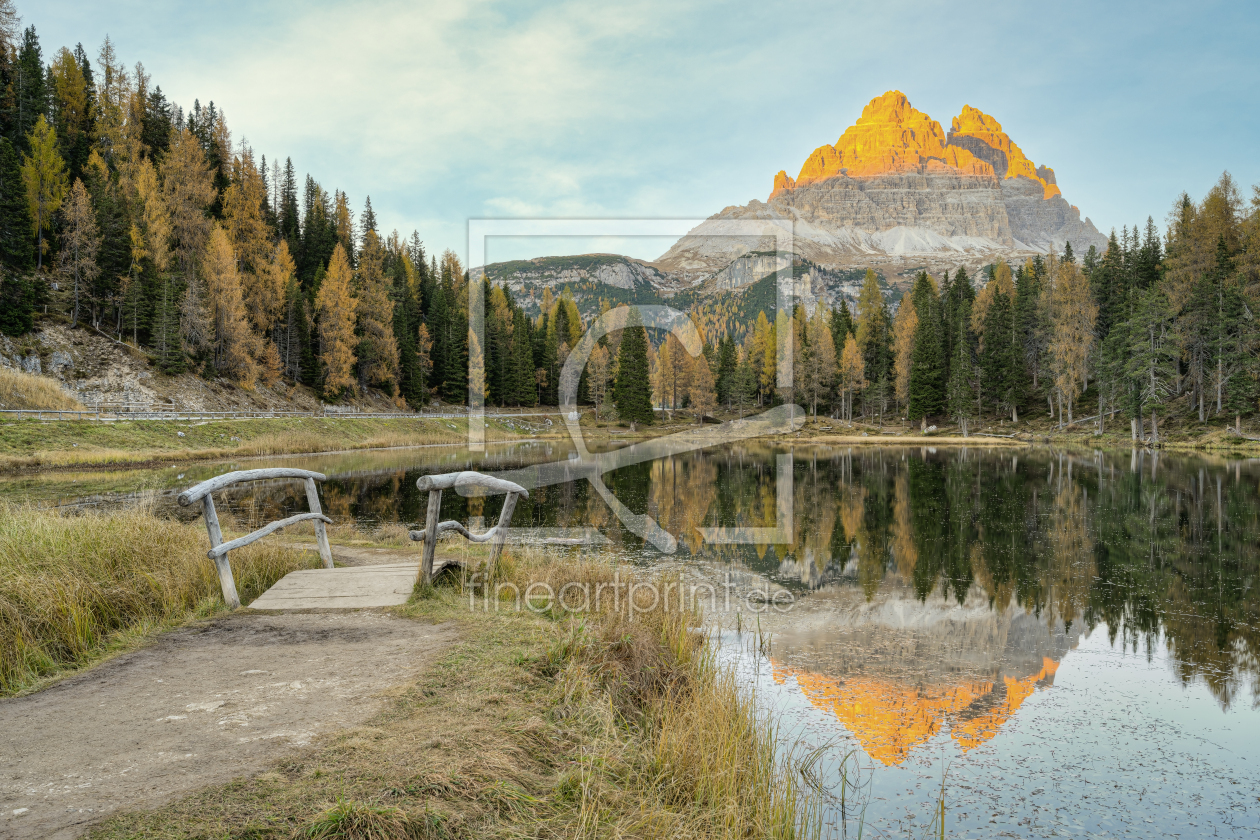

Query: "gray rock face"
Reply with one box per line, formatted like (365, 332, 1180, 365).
(771, 171, 1015, 241)
(20, 354, 40, 375)
(1000, 176, 1107, 254)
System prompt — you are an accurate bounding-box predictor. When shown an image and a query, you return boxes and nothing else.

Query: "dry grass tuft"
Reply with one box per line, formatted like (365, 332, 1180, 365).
(0, 365, 85, 411)
(0, 501, 316, 694)
(295, 797, 441, 839)
(486, 547, 822, 838)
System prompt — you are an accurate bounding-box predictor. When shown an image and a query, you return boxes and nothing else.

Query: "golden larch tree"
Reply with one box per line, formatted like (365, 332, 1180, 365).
(355, 231, 400, 393)
(20, 115, 68, 269)
(316, 244, 358, 399)
(688, 352, 717, 422)
(971, 259, 1014, 336)
(1046, 257, 1097, 424)
(202, 226, 259, 386)
(839, 332, 865, 422)
(56, 179, 101, 327)
(801, 305, 836, 417)
(892, 294, 917, 412)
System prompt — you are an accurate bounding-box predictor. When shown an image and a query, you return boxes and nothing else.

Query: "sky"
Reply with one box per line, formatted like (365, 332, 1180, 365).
(29, 0, 1260, 267)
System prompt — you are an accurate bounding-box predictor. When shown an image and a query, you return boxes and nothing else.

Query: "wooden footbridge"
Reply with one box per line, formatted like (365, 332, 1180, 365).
(178, 469, 528, 610)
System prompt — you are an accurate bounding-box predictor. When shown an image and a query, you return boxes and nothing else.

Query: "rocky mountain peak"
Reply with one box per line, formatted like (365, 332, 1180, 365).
(947, 104, 1061, 199)
(788, 90, 992, 190)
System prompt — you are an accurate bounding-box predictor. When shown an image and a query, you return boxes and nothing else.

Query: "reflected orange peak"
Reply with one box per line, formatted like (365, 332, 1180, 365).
(772, 656, 1060, 766)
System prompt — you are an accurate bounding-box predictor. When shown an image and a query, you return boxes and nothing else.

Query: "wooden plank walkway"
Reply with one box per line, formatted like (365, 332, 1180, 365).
(248, 563, 421, 610)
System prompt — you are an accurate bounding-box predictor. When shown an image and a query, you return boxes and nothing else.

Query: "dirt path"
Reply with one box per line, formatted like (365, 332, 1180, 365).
(0, 611, 455, 839)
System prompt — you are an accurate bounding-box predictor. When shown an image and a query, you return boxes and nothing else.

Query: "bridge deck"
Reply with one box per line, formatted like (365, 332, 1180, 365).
(248, 557, 463, 610)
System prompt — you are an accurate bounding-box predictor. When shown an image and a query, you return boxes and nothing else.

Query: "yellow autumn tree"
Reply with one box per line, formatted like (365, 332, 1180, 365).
(689, 352, 717, 422)
(316, 244, 358, 399)
(588, 342, 611, 419)
(1046, 257, 1097, 424)
(355, 231, 400, 393)
(800, 305, 836, 417)
(202, 226, 259, 387)
(838, 332, 865, 422)
(20, 115, 68, 269)
(892, 294, 917, 412)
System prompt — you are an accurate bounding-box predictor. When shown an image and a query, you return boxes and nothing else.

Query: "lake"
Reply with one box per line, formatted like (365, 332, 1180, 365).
(10, 441, 1259, 837)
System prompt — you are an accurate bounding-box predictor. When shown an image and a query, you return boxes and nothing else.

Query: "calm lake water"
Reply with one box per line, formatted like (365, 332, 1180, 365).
(9, 442, 1259, 837)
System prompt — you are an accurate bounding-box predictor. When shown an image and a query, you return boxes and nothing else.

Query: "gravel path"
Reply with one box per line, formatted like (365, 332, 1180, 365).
(0, 611, 454, 839)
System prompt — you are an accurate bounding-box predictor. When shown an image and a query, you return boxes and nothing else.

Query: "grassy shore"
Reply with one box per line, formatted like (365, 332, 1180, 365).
(2, 504, 822, 838)
(0, 414, 561, 473)
(0, 502, 318, 695)
(88, 546, 820, 839)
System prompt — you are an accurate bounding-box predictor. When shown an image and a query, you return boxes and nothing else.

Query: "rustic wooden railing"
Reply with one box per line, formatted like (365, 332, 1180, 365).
(409, 471, 529, 585)
(178, 468, 334, 608)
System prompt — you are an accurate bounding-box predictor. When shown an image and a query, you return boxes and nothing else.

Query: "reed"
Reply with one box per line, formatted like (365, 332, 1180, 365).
(0, 366, 85, 411)
(0, 501, 315, 694)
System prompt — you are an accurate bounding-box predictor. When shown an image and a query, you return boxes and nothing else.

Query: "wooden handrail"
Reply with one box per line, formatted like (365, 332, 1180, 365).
(209, 512, 333, 558)
(178, 468, 327, 505)
(410, 470, 525, 585)
(178, 469, 334, 608)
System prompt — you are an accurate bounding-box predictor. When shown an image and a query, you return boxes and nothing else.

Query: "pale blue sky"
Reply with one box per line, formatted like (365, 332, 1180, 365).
(31, 0, 1260, 265)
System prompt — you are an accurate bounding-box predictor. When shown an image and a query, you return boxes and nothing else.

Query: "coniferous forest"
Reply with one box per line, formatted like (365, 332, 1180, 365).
(3, 4, 1260, 435)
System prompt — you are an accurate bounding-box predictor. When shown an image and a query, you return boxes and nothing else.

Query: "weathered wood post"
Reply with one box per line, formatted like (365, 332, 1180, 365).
(420, 489, 443, 585)
(487, 491, 520, 575)
(200, 495, 241, 609)
(304, 477, 334, 568)
(179, 468, 332, 609)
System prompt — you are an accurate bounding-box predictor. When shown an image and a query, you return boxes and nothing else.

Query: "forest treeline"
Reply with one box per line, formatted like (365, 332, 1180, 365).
(4, 0, 1260, 429)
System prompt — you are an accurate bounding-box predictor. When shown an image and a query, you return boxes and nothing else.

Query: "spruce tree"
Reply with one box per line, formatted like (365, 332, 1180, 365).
(0, 137, 32, 270)
(716, 334, 737, 407)
(13, 26, 46, 154)
(613, 308, 653, 424)
(946, 305, 975, 435)
(906, 273, 945, 420)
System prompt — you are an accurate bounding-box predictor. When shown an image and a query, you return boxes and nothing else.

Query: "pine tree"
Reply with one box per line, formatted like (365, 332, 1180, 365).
(13, 26, 47, 154)
(715, 333, 737, 407)
(980, 288, 1019, 420)
(946, 306, 975, 435)
(316, 244, 357, 399)
(56, 178, 100, 326)
(20, 115, 68, 269)
(613, 307, 653, 424)
(0, 137, 33, 270)
(855, 269, 892, 421)
(907, 272, 944, 421)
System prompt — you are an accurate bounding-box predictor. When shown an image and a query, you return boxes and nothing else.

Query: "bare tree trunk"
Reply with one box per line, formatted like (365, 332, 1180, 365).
(1131, 417, 1138, 442)
(1056, 391, 1063, 429)
(1236, 413, 1242, 435)
(1214, 357, 1224, 418)
(1011, 404, 1018, 423)
(1150, 409, 1159, 444)
(961, 417, 968, 437)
